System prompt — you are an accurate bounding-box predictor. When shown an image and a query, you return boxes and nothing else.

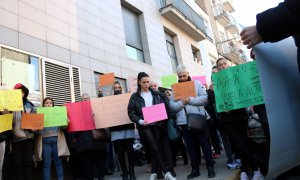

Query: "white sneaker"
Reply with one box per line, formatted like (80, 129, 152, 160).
(252, 170, 264, 180)
(150, 173, 157, 180)
(240, 172, 249, 180)
(164, 172, 176, 180)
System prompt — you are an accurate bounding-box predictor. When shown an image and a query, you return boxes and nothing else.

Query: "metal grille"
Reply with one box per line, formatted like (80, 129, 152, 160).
(44, 61, 72, 106)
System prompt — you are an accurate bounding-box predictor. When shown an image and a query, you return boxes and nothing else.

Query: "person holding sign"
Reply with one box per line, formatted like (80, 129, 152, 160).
(127, 72, 176, 180)
(34, 97, 69, 180)
(216, 58, 264, 180)
(149, 81, 176, 178)
(0, 109, 10, 180)
(11, 83, 37, 180)
(109, 81, 136, 180)
(170, 65, 216, 179)
(75, 93, 107, 180)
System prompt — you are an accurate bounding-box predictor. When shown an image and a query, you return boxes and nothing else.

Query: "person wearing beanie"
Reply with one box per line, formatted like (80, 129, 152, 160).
(11, 83, 36, 180)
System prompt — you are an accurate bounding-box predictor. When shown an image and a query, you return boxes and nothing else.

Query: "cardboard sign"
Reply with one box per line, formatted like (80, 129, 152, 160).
(0, 114, 13, 133)
(191, 76, 206, 85)
(91, 93, 132, 128)
(36, 107, 68, 127)
(128, 76, 138, 93)
(212, 61, 264, 112)
(172, 81, 196, 100)
(65, 101, 96, 132)
(161, 74, 178, 88)
(99, 73, 115, 86)
(21, 113, 44, 130)
(142, 103, 168, 123)
(0, 89, 23, 111)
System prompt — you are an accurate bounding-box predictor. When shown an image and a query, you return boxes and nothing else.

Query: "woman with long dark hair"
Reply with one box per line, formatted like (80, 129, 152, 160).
(127, 72, 176, 180)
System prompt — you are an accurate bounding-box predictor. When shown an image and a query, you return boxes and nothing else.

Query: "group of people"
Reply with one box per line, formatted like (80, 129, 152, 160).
(0, 61, 270, 180)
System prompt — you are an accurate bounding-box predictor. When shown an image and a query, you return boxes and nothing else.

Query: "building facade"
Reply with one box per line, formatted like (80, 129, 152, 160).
(0, 0, 228, 105)
(204, 0, 247, 66)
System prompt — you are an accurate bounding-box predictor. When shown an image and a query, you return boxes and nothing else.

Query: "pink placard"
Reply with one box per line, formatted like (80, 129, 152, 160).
(142, 103, 168, 123)
(65, 101, 96, 132)
(191, 76, 206, 85)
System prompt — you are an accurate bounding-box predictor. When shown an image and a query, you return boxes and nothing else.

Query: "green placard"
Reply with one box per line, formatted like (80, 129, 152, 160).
(212, 61, 264, 113)
(161, 74, 177, 88)
(36, 106, 68, 127)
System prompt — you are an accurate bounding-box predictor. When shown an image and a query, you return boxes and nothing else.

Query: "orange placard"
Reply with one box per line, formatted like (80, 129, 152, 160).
(172, 81, 196, 100)
(90, 93, 133, 128)
(21, 113, 44, 130)
(99, 73, 115, 86)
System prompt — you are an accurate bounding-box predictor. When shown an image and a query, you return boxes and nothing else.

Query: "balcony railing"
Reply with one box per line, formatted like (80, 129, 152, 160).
(217, 40, 247, 64)
(225, 15, 239, 34)
(222, 0, 235, 12)
(213, 3, 230, 26)
(160, 0, 212, 41)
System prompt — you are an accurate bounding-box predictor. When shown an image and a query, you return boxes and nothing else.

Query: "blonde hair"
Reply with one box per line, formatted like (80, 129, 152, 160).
(110, 81, 123, 95)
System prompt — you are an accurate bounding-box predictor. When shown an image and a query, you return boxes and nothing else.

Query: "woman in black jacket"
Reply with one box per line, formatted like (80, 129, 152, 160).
(127, 72, 176, 180)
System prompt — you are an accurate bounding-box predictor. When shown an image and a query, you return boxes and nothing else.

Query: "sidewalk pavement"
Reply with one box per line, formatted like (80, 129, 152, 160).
(106, 154, 240, 180)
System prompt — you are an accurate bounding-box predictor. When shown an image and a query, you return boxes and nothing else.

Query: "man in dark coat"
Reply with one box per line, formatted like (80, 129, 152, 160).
(240, 0, 300, 72)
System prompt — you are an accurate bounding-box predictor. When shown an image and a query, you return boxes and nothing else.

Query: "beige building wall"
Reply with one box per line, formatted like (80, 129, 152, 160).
(0, 0, 218, 98)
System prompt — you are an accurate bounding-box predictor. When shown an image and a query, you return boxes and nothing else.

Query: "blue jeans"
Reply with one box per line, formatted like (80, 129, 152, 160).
(42, 136, 63, 180)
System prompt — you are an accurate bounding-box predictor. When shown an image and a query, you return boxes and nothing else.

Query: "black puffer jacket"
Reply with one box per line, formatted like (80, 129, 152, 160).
(127, 89, 168, 128)
(0, 132, 8, 143)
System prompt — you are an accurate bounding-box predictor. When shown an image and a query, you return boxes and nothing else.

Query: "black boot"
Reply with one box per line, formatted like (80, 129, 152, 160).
(187, 167, 200, 179)
(207, 166, 216, 178)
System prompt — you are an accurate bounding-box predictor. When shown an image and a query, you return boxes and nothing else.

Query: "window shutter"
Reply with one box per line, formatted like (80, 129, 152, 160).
(44, 61, 72, 106)
(72, 67, 81, 102)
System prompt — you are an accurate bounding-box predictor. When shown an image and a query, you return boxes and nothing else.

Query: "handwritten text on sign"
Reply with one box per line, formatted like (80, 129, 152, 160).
(172, 81, 196, 100)
(21, 113, 44, 130)
(212, 61, 264, 112)
(36, 107, 68, 127)
(142, 103, 168, 123)
(0, 114, 13, 133)
(91, 93, 132, 128)
(65, 101, 95, 132)
(0, 89, 23, 111)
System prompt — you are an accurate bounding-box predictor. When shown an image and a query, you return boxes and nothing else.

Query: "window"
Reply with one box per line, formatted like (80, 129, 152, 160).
(0, 46, 82, 106)
(191, 45, 202, 64)
(165, 32, 178, 73)
(1, 47, 42, 106)
(122, 6, 144, 62)
(94, 72, 127, 97)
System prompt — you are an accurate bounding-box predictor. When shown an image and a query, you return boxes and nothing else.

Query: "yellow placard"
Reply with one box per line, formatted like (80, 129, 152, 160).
(0, 89, 23, 111)
(0, 114, 13, 133)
